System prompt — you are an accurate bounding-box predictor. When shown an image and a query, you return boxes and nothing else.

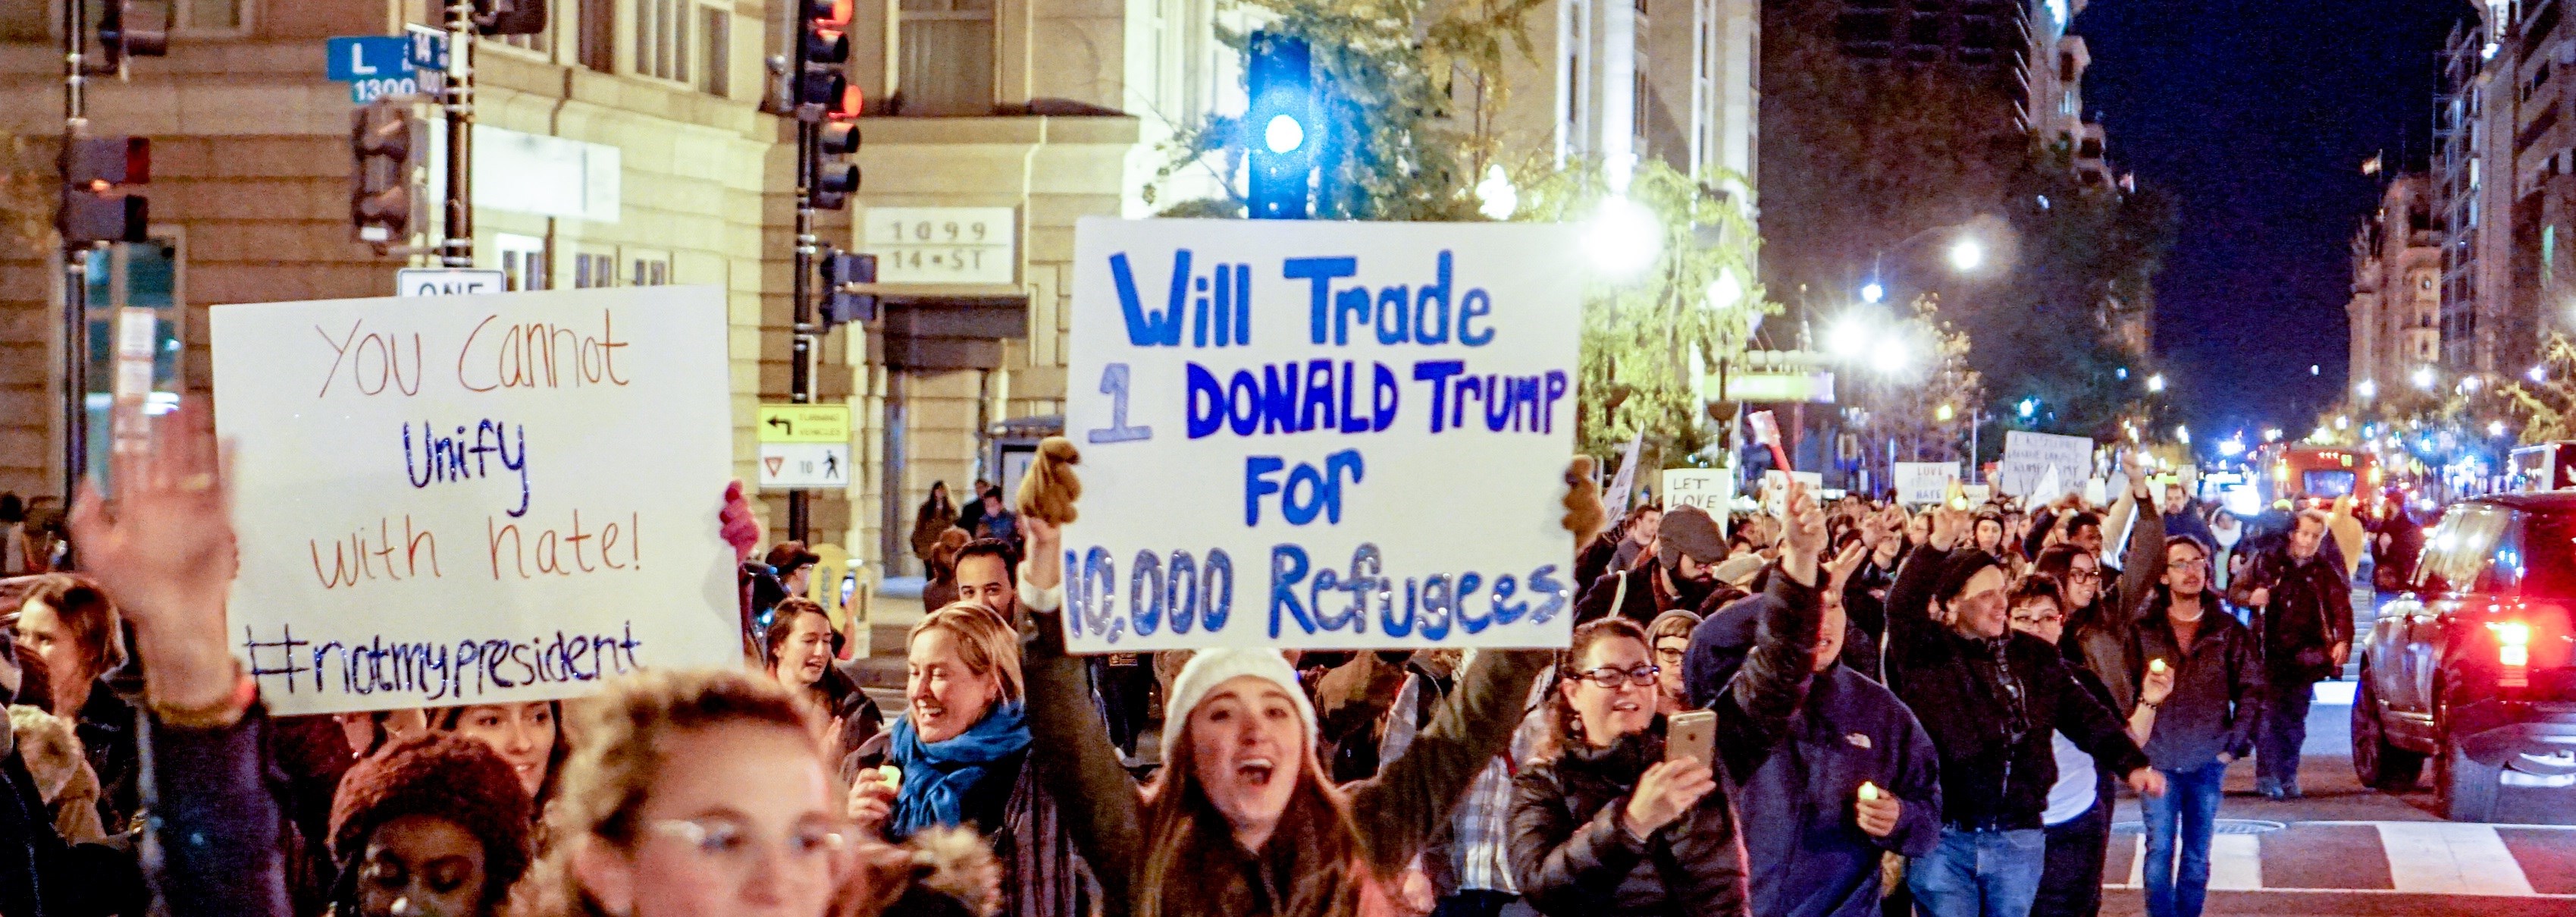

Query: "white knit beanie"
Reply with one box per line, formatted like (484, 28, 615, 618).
(1159, 648, 1317, 765)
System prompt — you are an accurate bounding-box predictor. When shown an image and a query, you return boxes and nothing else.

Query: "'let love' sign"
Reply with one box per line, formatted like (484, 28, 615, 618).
(210, 286, 741, 715)
(1062, 218, 1584, 653)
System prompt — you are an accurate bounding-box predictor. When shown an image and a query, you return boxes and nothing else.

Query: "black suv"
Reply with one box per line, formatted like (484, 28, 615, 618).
(2352, 493, 2576, 821)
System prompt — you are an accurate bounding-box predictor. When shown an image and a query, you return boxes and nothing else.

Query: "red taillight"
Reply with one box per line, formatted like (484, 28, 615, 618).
(2492, 620, 2532, 688)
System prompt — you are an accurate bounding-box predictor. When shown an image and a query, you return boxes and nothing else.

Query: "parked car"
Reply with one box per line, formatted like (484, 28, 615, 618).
(2352, 493, 2576, 821)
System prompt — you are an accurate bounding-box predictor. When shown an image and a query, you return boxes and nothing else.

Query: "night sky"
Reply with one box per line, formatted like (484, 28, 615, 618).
(2074, 0, 2477, 441)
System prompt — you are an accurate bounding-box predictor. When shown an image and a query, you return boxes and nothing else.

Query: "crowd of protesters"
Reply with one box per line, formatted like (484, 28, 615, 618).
(0, 400, 2378, 917)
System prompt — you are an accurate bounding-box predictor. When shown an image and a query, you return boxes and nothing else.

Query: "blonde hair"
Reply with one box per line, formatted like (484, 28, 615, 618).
(513, 669, 820, 917)
(909, 602, 1023, 702)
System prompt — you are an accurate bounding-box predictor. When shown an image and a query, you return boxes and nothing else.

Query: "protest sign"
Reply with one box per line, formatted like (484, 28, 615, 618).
(1062, 218, 1582, 652)
(1602, 430, 1644, 513)
(1998, 431, 2092, 499)
(1963, 484, 1992, 506)
(1760, 470, 1825, 516)
(210, 286, 741, 715)
(1893, 462, 1960, 505)
(1661, 468, 1735, 520)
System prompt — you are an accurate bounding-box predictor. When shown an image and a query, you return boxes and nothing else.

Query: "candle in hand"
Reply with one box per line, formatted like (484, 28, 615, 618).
(2149, 658, 2168, 674)
(1858, 781, 1882, 802)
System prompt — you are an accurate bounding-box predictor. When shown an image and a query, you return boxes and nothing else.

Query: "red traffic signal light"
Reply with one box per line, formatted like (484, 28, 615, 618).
(806, 0, 853, 27)
(68, 137, 149, 187)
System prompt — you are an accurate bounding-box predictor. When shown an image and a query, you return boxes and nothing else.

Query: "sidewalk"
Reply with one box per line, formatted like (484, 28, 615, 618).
(838, 575, 929, 690)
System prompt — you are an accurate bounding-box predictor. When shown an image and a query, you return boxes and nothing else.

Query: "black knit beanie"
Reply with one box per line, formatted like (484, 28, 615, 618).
(330, 732, 535, 899)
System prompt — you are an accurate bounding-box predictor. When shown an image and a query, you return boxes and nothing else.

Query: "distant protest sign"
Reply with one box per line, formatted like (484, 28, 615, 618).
(211, 286, 741, 715)
(1063, 218, 1583, 652)
(1998, 431, 2092, 499)
(1662, 468, 1734, 518)
(1894, 462, 1960, 504)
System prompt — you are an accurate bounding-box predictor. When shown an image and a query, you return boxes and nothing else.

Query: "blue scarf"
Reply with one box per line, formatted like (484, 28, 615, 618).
(885, 701, 1031, 840)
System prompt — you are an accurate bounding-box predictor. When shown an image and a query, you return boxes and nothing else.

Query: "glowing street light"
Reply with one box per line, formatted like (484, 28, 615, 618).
(1704, 266, 1744, 311)
(2017, 397, 2038, 419)
(2357, 378, 2377, 400)
(1936, 404, 1956, 422)
(2531, 364, 2549, 384)
(1860, 281, 1885, 303)
(2217, 438, 2245, 457)
(1947, 237, 1985, 273)
(1584, 196, 1662, 278)
(2411, 366, 2437, 390)
(1869, 336, 1912, 375)
(2176, 425, 2191, 445)
(2490, 419, 2509, 438)
(1475, 165, 1517, 221)
(1829, 317, 1872, 357)
(2264, 428, 2283, 442)
(2146, 373, 2167, 394)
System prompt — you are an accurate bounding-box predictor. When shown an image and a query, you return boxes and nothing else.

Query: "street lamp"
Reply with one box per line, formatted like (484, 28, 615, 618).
(2017, 397, 2038, 419)
(2490, 419, 2509, 438)
(1947, 237, 1986, 273)
(2147, 372, 2166, 394)
(1860, 281, 1885, 304)
(2530, 364, 2548, 384)
(1584, 196, 1662, 278)
(1869, 336, 1911, 375)
(1936, 404, 1956, 422)
(2176, 425, 2191, 445)
(2411, 366, 2436, 391)
(1704, 267, 1744, 312)
(1475, 165, 1517, 221)
(2356, 378, 2377, 400)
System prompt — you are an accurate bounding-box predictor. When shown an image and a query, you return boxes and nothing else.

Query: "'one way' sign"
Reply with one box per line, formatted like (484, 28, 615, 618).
(395, 268, 506, 297)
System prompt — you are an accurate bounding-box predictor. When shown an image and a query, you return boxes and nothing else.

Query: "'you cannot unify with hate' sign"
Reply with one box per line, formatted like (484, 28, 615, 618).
(210, 286, 741, 716)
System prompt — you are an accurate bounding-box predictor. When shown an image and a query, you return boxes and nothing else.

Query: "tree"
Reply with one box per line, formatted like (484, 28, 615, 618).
(1145, 0, 1777, 460)
(1842, 295, 1984, 469)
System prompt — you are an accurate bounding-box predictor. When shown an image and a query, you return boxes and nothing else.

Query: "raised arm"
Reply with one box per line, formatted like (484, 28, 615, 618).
(1713, 483, 1829, 778)
(1352, 647, 1552, 875)
(1016, 518, 1145, 906)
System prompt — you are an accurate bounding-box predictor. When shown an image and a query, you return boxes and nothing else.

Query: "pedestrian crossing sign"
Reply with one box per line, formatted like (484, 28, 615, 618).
(759, 442, 851, 491)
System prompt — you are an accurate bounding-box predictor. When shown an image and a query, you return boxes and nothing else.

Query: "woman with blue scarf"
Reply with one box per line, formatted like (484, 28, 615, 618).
(851, 602, 1094, 917)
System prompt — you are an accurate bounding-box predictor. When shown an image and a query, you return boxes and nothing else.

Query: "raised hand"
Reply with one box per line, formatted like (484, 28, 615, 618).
(1779, 481, 1827, 586)
(64, 400, 239, 711)
(1825, 542, 1868, 595)
(1928, 506, 1969, 551)
(1624, 758, 1716, 835)
(719, 480, 762, 562)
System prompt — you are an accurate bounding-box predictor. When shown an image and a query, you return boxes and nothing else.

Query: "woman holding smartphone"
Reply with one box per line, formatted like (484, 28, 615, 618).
(1509, 483, 1838, 917)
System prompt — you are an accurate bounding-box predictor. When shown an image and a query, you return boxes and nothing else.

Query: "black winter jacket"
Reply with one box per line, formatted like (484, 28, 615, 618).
(2228, 548, 2354, 684)
(2128, 592, 2267, 770)
(1509, 728, 1747, 917)
(1512, 569, 1819, 916)
(1885, 546, 2151, 831)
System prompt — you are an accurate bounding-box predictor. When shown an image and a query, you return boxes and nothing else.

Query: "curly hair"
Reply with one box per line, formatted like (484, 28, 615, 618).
(514, 669, 819, 917)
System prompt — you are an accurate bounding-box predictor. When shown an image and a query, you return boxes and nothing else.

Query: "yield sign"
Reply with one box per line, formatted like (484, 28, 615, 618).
(764, 456, 785, 476)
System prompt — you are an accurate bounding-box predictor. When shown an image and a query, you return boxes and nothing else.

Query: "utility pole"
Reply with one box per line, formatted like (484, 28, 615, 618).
(441, 0, 475, 267)
(783, 0, 865, 543)
(789, 112, 816, 542)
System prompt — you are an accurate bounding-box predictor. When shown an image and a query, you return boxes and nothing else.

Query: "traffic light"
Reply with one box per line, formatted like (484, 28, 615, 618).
(793, 0, 863, 209)
(63, 136, 149, 243)
(813, 120, 861, 209)
(349, 99, 418, 243)
(1245, 32, 1317, 220)
(819, 250, 878, 326)
(472, 0, 547, 36)
(96, 0, 170, 71)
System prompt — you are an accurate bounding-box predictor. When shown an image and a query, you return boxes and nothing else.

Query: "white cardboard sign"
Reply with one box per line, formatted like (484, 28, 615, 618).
(1062, 218, 1583, 652)
(1661, 468, 1735, 520)
(210, 286, 742, 715)
(1998, 431, 2093, 499)
(1893, 462, 1960, 504)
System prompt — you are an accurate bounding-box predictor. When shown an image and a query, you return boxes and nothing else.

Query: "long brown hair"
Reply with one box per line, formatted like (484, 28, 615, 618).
(1135, 696, 1366, 917)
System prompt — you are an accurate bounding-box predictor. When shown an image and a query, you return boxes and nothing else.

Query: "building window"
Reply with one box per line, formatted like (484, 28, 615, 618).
(574, 251, 619, 288)
(697, 6, 730, 96)
(898, 0, 997, 115)
(497, 233, 550, 290)
(637, 0, 693, 83)
(629, 249, 673, 286)
(580, 0, 616, 71)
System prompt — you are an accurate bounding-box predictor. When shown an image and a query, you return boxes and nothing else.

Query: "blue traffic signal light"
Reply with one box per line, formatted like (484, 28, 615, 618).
(1245, 32, 1315, 220)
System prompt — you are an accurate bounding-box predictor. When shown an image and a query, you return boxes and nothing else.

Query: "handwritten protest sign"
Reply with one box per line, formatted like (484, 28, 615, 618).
(1661, 468, 1735, 520)
(1062, 218, 1582, 652)
(1893, 462, 1960, 504)
(1760, 470, 1825, 516)
(1998, 431, 2092, 499)
(210, 286, 741, 715)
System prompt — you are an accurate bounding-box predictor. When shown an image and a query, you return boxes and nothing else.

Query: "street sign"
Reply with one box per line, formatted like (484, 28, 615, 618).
(405, 25, 449, 70)
(759, 443, 852, 490)
(327, 36, 420, 103)
(860, 207, 1017, 284)
(757, 404, 851, 444)
(395, 268, 506, 297)
(1703, 371, 1837, 404)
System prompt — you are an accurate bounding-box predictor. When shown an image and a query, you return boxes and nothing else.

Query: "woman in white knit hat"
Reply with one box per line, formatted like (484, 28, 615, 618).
(1015, 444, 1598, 917)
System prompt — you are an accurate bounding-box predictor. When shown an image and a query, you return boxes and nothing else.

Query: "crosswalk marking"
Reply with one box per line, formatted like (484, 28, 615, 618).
(2105, 821, 2573, 897)
(2378, 822, 2539, 897)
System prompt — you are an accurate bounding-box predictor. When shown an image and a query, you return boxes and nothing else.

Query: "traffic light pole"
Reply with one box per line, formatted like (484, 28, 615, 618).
(58, 0, 89, 508)
(440, 0, 475, 268)
(787, 96, 818, 544)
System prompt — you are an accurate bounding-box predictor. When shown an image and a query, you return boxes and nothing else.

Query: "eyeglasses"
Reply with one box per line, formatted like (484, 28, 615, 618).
(2010, 608, 2064, 625)
(2067, 569, 2101, 583)
(1567, 664, 1660, 688)
(1653, 645, 1688, 662)
(644, 817, 847, 878)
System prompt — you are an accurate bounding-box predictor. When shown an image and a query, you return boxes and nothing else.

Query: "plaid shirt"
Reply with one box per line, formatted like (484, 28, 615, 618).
(1380, 657, 1550, 895)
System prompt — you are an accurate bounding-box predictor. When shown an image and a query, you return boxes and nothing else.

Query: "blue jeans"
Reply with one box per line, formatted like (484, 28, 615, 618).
(1909, 827, 2047, 917)
(2142, 761, 2228, 917)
